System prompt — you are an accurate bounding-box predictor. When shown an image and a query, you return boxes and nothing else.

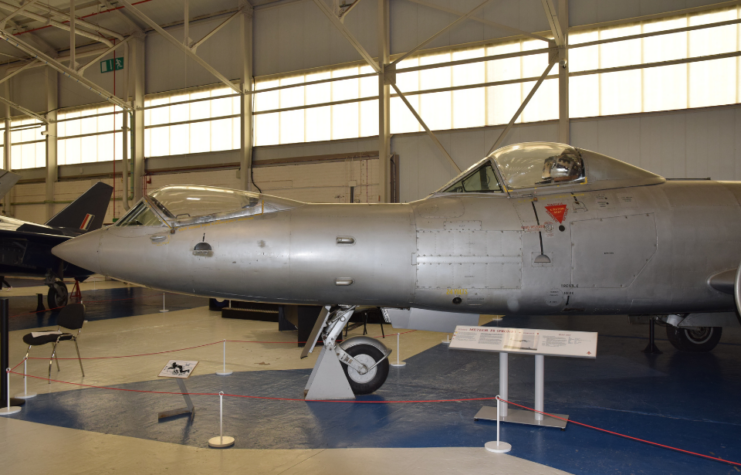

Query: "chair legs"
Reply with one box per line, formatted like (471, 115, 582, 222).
(73, 338, 85, 378)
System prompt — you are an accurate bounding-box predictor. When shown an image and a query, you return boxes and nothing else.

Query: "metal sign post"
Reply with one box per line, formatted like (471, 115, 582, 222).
(452, 325, 598, 430)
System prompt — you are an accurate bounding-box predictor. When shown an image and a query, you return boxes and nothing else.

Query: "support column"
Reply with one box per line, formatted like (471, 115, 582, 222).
(3, 82, 11, 216)
(45, 68, 58, 221)
(377, 0, 390, 203)
(130, 36, 145, 201)
(239, 6, 254, 191)
(557, 0, 569, 144)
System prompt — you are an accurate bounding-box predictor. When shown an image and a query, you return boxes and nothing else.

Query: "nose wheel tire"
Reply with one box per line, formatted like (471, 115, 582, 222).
(340, 344, 389, 395)
(666, 325, 722, 352)
(47, 281, 69, 309)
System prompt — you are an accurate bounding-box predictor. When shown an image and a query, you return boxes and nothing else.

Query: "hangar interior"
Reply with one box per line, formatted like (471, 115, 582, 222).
(1, 0, 741, 474)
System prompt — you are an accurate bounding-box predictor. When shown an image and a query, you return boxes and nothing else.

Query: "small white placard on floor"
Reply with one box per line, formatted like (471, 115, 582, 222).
(159, 360, 198, 378)
(449, 326, 597, 358)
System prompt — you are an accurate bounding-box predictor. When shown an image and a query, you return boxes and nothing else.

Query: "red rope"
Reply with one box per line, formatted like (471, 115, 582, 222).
(497, 397, 741, 468)
(7, 368, 740, 467)
(26, 340, 223, 360)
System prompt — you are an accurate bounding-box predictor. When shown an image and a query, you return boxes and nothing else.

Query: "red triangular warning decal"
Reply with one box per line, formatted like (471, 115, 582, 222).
(545, 204, 568, 224)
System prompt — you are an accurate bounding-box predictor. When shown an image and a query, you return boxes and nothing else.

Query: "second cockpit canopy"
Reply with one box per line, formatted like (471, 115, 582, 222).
(438, 142, 586, 195)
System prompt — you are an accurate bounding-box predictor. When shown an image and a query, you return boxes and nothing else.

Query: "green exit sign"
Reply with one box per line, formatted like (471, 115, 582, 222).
(100, 57, 124, 73)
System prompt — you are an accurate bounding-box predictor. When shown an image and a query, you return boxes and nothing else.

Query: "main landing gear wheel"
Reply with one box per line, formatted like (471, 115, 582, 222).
(666, 326, 722, 352)
(47, 281, 69, 309)
(341, 344, 389, 395)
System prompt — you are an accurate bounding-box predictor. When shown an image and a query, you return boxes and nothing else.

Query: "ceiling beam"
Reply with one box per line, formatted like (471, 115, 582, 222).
(0, 1, 114, 46)
(0, 94, 47, 122)
(541, 0, 564, 45)
(0, 30, 131, 110)
(312, 0, 380, 73)
(118, 0, 240, 93)
(392, 0, 496, 66)
(406, 0, 550, 43)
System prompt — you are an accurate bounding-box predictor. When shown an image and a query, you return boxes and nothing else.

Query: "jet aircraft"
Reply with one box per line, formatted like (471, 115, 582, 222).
(52, 143, 741, 394)
(1, 181, 113, 307)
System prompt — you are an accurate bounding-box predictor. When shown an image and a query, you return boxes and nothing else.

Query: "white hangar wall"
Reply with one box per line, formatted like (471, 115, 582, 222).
(3, 0, 741, 223)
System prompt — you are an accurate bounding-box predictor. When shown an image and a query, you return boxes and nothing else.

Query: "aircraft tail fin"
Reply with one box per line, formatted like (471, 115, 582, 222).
(0, 169, 20, 202)
(45, 182, 113, 233)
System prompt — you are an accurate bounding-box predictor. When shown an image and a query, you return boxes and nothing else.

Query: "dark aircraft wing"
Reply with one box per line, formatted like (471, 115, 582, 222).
(45, 182, 113, 234)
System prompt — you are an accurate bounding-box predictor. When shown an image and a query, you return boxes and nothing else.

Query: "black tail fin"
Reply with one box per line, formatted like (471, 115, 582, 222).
(46, 182, 113, 233)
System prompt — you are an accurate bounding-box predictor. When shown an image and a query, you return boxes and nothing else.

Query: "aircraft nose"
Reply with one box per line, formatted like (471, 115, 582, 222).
(52, 228, 102, 274)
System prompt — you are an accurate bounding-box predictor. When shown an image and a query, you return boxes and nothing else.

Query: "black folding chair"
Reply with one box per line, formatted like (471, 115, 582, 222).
(22, 303, 86, 383)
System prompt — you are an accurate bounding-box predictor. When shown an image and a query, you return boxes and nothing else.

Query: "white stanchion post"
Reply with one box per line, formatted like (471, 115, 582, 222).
(216, 340, 233, 376)
(535, 354, 544, 422)
(390, 332, 406, 367)
(0, 368, 21, 415)
(208, 391, 234, 448)
(442, 334, 450, 345)
(159, 293, 169, 313)
(14, 358, 36, 399)
(485, 396, 511, 453)
(499, 352, 508, 418)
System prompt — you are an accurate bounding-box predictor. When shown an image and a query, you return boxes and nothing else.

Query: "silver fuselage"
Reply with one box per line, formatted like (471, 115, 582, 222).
(55, 180, 741, 316)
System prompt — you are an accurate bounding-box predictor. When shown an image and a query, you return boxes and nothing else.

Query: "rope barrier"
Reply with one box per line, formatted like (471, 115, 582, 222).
(7, 328, 740, 469)
(26, 340, 224, 360)
(495, 397, 741, 468)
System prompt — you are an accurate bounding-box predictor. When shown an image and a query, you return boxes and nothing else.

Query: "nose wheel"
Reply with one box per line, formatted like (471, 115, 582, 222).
(340, 343, 390, 395)
(47, 280, 69, 309)
(303, 305, 391, 399)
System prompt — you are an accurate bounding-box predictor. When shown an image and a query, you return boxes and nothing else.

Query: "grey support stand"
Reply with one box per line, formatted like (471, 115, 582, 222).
(474, 353, 568, 429)
(158, 378, 195, 422)
(304, 346, 355, 400)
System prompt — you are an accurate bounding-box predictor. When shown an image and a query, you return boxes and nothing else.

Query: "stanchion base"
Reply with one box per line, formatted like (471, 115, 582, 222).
(208, 436, 235, 448)
(474, 406, 568, 429)
(442, 340, 451, 345)
(485, 441, 511, 453)
(159, 309, 170, 313)
(216, 371, 233, 376)
(0, 406, 21, 415)
(390, 361, 406, 367)
(14, 392, 37, 399)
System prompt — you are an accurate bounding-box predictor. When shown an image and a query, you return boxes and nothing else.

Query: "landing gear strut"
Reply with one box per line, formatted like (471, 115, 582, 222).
(302, 305, 391, 399)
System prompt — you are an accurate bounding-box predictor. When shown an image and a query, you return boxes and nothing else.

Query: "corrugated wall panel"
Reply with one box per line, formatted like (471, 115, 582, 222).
(254, 0, 378, 77)
(146, 16, 242, 94)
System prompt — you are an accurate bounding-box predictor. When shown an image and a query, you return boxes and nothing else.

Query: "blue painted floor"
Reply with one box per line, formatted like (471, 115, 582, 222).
(9, 315, 741, 475)
(7, 287, 208, 331)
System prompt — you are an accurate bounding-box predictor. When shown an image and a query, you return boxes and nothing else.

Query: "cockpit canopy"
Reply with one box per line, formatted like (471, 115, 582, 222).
(117, 185, 301, 228)
(437, 142, 664, 196)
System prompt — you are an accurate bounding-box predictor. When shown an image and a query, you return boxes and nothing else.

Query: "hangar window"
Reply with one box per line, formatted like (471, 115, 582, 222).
(10, 118, 45, 170)
(253, 5, 741, 146)
(144, 86, 241, 158)
(57, 105, 130, 165)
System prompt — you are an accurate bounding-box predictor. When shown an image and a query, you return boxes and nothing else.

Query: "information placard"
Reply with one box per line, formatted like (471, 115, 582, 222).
(450, 326, 597, 358)
(158, 360, 198, 379)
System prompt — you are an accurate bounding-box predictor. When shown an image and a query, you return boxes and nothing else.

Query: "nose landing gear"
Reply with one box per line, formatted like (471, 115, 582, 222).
(46, 280, 69, 309)
(302, 305, 391, 399)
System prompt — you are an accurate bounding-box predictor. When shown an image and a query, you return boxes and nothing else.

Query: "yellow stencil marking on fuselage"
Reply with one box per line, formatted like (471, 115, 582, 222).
(445, 288, 469, 295)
